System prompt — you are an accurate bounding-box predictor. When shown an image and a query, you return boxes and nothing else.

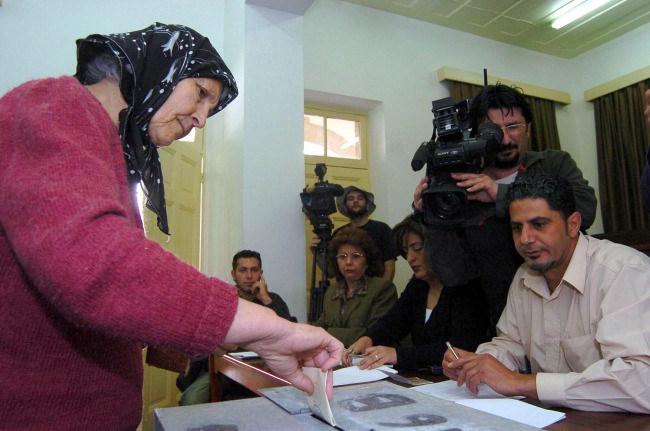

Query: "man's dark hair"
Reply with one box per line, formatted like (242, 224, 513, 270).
(327, 226, 383, 279)
(232, 250, 262, 270)
(469, 83, 533, 133)
(392, 214, 425, 259)
(506, 174, 576, 220)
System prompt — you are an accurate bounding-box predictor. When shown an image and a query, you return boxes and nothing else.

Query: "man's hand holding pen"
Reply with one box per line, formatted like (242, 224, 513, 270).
(443, 344, 538, 399)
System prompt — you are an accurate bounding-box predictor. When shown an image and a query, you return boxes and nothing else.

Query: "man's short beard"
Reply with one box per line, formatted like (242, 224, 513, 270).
(528, 260, 555, 273)
(348, 209, 368, 219)
(493, 144, 520, 169)
(494, 154, 520, 169)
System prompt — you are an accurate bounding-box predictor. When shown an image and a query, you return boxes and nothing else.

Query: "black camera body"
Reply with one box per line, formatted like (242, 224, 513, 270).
(301, 163, 344, 243)
(412, 97, 503, 227)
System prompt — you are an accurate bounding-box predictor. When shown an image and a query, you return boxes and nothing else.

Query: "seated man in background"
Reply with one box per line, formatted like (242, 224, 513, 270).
(443, 175, 650, 413)
(314, 226, 397, 347)
(177, 250, 294, 405)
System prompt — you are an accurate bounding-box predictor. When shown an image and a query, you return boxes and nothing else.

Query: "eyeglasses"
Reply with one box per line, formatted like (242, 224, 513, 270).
(336, 252, 365, 261)
(500, 123, 527, 136)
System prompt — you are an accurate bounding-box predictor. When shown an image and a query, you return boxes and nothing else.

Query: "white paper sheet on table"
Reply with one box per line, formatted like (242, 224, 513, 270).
(333, 365, 395, 386)
(412, 379, 519, 401)
(412, 380, 564, 428)
(456, 399, 565, 428)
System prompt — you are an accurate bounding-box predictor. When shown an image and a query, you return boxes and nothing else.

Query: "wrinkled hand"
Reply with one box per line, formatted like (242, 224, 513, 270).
(645, 89, 650, 124)
(252, 276, 272, 305)
(343, 336, 373, 366)
(242, 322, 343, 398)
(451, 172, 498, 203)
(445, 351, 537, 398)
(413, 176, 428, 211)
(359, 345, 397, 369)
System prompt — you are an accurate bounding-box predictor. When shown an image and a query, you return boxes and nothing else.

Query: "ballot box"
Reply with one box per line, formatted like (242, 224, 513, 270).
(154, 381, 545, 431)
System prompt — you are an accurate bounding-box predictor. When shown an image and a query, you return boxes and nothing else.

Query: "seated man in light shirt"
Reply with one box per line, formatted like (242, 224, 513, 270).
(443, 174, 650, 413)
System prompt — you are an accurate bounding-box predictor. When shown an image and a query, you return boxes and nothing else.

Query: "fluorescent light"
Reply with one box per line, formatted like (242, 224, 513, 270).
(551, 0, 621, 29)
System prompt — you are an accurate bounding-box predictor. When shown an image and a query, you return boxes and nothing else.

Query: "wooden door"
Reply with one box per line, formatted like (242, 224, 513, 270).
(140, 129, 204, 431)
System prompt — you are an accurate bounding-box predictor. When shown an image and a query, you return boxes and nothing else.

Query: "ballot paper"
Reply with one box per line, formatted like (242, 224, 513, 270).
(413, 380, 565, 428)
(333, 365, 396, 386)
(412, 379, 517, 401)
(228, 351, 259, 359)
(302, 367, 336, 427)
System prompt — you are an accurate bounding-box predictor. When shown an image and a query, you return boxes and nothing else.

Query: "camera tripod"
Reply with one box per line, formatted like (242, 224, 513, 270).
(308, 230, 333, 323)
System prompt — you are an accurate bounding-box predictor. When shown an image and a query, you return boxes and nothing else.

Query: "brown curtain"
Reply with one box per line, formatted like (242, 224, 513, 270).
(448, 81, 561, 152)
(593, 79, 650, 233)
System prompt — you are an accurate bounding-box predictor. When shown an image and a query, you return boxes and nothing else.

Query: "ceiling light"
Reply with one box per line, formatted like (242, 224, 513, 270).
(551, 0, 624, 29)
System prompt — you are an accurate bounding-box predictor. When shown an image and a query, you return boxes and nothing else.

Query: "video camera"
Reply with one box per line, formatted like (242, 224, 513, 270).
(300, 163, 344, 243)
(411, 96, 503, 227)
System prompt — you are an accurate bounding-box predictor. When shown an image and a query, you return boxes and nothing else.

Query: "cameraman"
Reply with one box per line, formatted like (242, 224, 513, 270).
(414, 84, 597, 331)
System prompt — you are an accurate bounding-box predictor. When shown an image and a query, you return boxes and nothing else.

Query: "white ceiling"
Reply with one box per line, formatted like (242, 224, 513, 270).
(340, 0, 650, 58)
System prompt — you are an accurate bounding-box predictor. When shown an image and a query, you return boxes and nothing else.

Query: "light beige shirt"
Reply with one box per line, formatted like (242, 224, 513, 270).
(477, 234, 650, 413)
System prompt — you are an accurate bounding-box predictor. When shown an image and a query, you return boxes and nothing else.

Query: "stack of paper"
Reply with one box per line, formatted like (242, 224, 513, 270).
(413, 380, 565, 428)
(332, 365, 396, 386)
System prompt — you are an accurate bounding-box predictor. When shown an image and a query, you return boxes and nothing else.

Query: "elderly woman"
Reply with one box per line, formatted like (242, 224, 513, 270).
(314, 226, 397, 347)
(344, 214, 489, 371)
(0, 23, 342, 430)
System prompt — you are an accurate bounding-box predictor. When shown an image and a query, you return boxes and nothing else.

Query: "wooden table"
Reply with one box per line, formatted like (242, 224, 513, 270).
(209, 354, 650, 430)
(208, 353, 290, 401)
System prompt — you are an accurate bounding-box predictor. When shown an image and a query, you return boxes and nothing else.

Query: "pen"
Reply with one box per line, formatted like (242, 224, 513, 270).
(446, 341, 460, 360)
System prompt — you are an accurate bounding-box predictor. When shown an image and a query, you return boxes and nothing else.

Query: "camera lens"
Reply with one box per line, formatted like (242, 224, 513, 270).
(431, 191, 463, 220)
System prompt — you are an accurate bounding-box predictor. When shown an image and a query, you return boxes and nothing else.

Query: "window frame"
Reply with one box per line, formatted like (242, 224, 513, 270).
(304, 105, 369, 169)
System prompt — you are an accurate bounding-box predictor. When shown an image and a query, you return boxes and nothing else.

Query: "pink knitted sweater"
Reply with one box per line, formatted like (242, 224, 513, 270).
(0, 77, 239, 430)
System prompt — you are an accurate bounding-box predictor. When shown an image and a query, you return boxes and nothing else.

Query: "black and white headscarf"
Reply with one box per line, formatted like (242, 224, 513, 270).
(75, 22, 238, 234)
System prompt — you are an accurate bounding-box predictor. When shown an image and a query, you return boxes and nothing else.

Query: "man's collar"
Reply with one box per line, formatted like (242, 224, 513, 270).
(561, 233, 587, 295)
(519, 150, 545, 171)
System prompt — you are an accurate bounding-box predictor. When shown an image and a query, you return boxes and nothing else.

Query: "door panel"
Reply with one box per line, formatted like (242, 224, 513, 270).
(140, 131, 204, 431)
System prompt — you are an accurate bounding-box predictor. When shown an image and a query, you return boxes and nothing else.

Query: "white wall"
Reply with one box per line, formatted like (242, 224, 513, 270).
(239, 4, 308, 320)
(0, 0, 225, 94)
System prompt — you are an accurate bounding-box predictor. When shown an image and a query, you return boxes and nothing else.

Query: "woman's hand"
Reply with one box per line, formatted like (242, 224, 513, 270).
(359, 345, 397, 369)
(343, 336, 373, 366)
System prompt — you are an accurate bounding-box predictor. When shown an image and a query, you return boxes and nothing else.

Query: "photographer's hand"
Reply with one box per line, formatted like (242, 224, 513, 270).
(413, 176, 428, 211)
(451, 173, 498, 203)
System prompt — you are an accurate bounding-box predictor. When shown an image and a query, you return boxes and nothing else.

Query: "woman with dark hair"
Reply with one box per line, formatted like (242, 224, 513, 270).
(0, 23, 342, 430)
(314, 226, 397, 347)
(343, 214, 489, 372)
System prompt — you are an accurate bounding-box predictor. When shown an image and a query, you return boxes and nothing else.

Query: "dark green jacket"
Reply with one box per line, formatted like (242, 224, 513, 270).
(495, 150, 597, 230)
(315, 276, 397, 347)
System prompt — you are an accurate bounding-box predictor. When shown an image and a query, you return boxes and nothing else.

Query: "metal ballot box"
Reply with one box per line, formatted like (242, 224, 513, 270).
(155, 381, 545, 431)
